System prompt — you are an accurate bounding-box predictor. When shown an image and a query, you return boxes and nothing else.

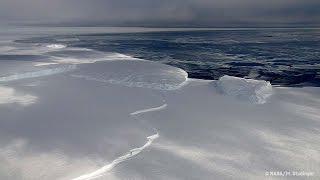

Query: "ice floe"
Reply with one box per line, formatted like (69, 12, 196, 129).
(72, 60, 188, 90)
(216, 75, 273, 104)
(46, 44, 67, 49)
(47, 51, 136, 65)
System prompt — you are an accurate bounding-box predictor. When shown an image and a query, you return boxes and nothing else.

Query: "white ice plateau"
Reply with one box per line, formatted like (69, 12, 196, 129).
(0, 27, 319, 180)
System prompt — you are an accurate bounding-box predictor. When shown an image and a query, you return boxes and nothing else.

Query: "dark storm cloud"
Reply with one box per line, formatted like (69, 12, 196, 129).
(0, 0, 319, 27)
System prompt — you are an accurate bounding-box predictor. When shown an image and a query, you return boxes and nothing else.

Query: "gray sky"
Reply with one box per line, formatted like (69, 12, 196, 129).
(0, 0, 319, 27)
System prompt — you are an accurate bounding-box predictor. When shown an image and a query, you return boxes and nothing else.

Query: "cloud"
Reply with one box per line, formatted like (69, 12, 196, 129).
(0, 0, 319, 27)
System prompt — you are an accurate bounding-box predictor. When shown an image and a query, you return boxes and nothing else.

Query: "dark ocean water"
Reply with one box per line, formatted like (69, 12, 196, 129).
(17, 29, 320, 86)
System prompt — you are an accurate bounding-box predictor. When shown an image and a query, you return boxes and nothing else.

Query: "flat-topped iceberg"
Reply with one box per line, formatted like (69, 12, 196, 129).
(216, 75, 273, 104)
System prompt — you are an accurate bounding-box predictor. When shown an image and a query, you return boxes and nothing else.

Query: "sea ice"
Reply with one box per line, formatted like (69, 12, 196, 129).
(72, 60, 188, 90)
(216, 75, 273, 104)
(46, 44, 67, 49)
(0, 65, 77, 82)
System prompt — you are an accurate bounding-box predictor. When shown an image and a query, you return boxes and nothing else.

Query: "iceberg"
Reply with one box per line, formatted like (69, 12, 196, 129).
(216, 75, 273, 104)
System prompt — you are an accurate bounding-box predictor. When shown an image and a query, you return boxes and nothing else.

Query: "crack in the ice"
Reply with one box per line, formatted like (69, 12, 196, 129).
(71, 97, 167, 180)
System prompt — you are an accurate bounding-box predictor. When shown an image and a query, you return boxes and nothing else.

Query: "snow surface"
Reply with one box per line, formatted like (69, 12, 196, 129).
(72, 102, 165, 180)
(0, 86, 37, 105)
(0, 27, 319, 180)
(72, 133, 159, 180)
